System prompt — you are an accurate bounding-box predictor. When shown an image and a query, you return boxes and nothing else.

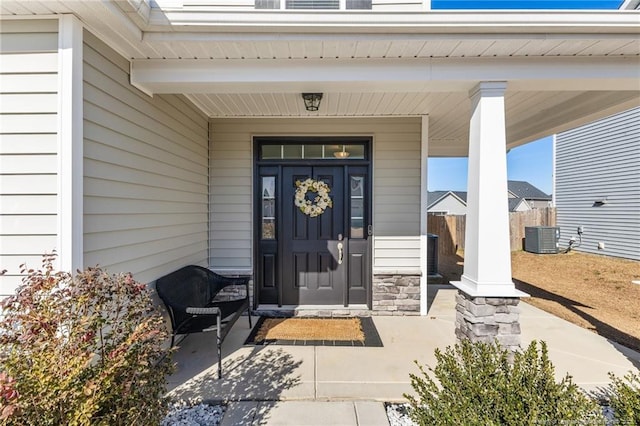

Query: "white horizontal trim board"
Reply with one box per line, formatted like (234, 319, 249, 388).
(0, 52, 58, 72)
(152, 10, 640, 33)
(131, 56, 640, 95)
(0, 33, 58, 52)
(0, 154, 58, 174)
(556, 107, 640, 261)
(0, 94, 58, 113)
(0, 215, 57, 235)
(0, 134, 57, 154)
(1, 235, 58, 255)
(0, 175, 57, 195)
(0, 20, 60, 298)
(208, 116, 421, 271)
(0, 195, 57, 214)
(0, 115, 57, 134)
(82, 30, 209, 282)
(0, 74, 58, 94)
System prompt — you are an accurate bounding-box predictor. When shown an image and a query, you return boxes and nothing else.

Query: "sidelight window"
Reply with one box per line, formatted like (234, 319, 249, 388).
(262, 176, 276, 239)
(350, 176, 365, 238)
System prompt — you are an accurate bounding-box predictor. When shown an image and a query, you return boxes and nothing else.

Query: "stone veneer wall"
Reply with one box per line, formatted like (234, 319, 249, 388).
(455, 291, 521, 352)
(372, 274, 421, 315)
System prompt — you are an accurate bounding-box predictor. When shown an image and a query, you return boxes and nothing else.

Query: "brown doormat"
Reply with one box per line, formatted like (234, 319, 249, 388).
(244, 316, 383, 347)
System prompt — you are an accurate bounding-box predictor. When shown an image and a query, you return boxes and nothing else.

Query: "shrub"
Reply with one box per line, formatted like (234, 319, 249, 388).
(0, 255, 174, 425)
(405, 339, 601, 425)
(607, 370, 640, 424)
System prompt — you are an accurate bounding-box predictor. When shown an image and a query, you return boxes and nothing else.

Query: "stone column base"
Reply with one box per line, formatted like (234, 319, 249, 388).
(455, 290, 521, 352)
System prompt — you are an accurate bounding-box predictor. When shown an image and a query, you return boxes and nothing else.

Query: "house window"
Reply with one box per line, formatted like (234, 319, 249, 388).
(287, 0, 340, 9)
(350, 176, 365, 238)
(262, 176, 276, 239)
(255, 0, 280, 8)
(255, 0, 371, 9)
(260, 143, 366, 160)
(346, 0, 372, 8)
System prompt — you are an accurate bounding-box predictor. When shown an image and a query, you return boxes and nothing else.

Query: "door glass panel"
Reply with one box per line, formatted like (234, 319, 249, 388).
(262, 145, 281, 159)
(263, 199, 275, 217)
(345, 144, 365, 159)
(303, 144, 323, 159)
(283, 145, 302, 159)
(351, 199, 363, 218)
(350, 176, 365, 239)
(262, 176, 276, 239)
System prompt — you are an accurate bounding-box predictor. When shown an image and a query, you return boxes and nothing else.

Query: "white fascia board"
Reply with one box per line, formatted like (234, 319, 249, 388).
(142, 31, 639, 42)
(149, 10, 640, 34)
(131, 56, 640, 95)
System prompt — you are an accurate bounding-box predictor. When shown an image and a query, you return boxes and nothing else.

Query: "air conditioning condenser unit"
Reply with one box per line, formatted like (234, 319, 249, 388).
(524, 226, 560, 254)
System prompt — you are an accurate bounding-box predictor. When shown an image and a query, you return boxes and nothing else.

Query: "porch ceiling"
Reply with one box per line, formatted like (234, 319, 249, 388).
(2, 1, 638, 155)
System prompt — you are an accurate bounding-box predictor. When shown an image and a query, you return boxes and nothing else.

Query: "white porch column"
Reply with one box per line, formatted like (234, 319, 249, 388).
(452, 82, 526, 351)
(57, 15, 84, 273)
(452, 82, 526, 298)
(420, 115, 429, 315)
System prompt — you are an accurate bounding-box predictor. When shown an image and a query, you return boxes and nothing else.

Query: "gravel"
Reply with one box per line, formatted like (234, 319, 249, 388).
(385, 402, 618, 426)
(385, 403, 417, 426)
(162, 402, 225, 426)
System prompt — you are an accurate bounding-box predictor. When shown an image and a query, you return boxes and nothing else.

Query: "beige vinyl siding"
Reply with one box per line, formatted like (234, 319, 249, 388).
(83, 31, 209, 284)
(0, 20, 59, 297)
(209, 117, 421, 272)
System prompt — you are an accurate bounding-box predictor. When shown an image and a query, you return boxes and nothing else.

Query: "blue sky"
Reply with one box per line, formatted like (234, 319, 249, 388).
(427, 0, 622, 196)
(428, 137, 554, 194)
(432, 0, 623, 9)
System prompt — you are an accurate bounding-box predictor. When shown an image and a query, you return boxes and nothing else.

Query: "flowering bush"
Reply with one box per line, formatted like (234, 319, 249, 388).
(0, 255, 174, 425)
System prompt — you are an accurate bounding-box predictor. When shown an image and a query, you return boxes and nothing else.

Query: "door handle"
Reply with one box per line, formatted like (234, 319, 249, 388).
(337, 242, 344, 265)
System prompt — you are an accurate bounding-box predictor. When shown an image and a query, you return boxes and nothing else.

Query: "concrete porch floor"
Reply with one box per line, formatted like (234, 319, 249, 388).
(166, 286, 640, 425)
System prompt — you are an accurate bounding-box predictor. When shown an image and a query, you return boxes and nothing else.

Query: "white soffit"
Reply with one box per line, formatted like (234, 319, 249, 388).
(3, 2, 638, 154)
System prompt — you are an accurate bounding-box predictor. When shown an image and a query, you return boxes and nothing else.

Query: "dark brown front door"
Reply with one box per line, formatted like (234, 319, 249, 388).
(254, 138, 371, 307)
(281, 166, 345, 305)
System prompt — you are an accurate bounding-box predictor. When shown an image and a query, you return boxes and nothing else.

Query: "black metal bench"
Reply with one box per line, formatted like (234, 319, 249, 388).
(155, 265, 252, 379)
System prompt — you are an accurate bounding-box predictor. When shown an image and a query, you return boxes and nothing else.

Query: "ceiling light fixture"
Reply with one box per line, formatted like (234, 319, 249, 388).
(334, 145, 350, 159)
(302, 93, 323, 111)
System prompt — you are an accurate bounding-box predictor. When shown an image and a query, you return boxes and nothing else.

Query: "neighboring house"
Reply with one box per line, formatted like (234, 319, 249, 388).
(428, 181, 548, 215)
(427, 191, 468, 215)
(1, 1, 638, 317)
(507, 180, 552, 209)
(508, 197, 531, 213)
(555, 107, 640, 261)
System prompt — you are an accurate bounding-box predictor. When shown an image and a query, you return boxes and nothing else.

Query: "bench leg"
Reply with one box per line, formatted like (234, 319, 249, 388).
(217, 314, 222, 379)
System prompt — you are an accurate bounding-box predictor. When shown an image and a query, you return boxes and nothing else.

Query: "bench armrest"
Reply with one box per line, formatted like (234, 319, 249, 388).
(186, 306, 221, 316)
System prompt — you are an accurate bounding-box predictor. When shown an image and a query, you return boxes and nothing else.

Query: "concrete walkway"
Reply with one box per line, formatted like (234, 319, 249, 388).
(166, 286, 640, 425)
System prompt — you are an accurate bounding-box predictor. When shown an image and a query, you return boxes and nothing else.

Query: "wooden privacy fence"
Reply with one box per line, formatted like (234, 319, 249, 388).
(427, 208, 557, 256)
